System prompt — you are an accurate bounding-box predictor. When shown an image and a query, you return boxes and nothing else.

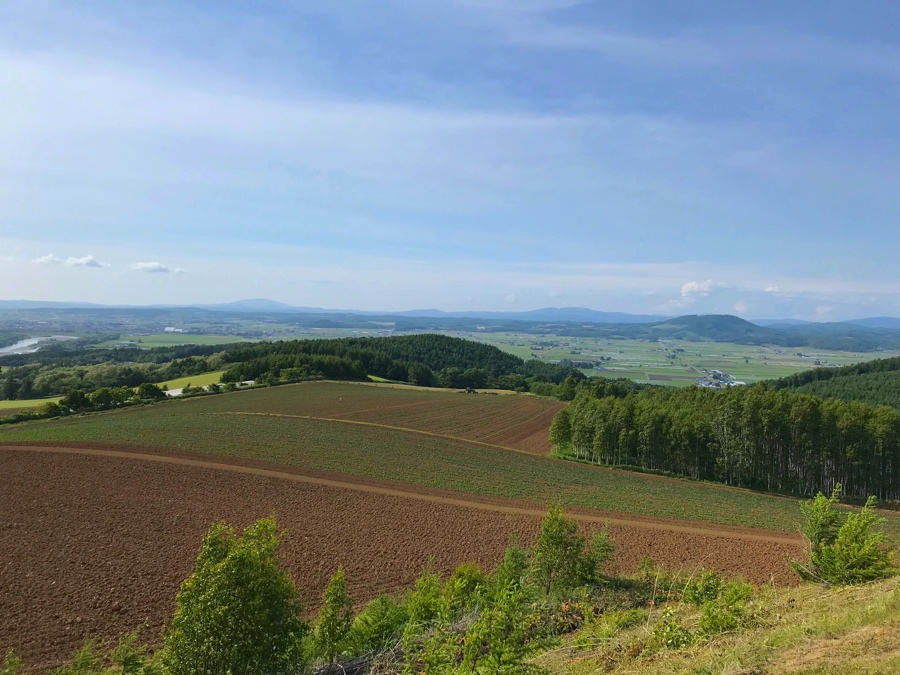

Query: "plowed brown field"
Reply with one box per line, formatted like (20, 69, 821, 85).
(1, 445, 801, 672)
(214, 381, 566, 454)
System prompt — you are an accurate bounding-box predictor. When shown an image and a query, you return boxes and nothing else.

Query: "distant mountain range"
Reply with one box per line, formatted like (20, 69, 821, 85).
(1, 298, 899, 333)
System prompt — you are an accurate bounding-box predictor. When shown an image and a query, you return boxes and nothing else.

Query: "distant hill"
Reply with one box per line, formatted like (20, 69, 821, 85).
(655, 314, 771, 341)
(751, 318, 815, 327)
(395, 307, 666, 323)
(849, 317, 900, 330)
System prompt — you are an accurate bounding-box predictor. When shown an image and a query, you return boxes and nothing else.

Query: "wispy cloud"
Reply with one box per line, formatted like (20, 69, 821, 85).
(33, 254, 61, 265)
(66, 254, 108, 268)
(131, 262, 172, 273)
(681, 279, 726, 297)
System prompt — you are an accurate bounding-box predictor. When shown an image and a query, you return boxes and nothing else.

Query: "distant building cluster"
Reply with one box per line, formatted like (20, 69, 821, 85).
(695, 369, 746, 389)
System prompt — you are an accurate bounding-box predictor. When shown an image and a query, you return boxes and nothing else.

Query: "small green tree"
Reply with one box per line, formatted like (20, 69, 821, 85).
(315, 567, 354, 665)
(405, 565, 448, 627)
(548, 409, 573, 453)
(533, 505, 613, 595)
(49, 640, 101, 675)
(792, 486, 893, 585)
(136, 382, 166, 401)
(494, 532, 531, 592)
(162, 516, 307, 675)
(460, 583, 538, 673)
(349, 594, 408, 654)
(443, 562, 487, 616)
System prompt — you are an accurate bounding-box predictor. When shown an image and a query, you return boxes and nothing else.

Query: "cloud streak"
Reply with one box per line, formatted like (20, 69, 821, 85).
(131, 262, 172, 273)
(66, 254, 108, 268)
(33, 254, 61, 265)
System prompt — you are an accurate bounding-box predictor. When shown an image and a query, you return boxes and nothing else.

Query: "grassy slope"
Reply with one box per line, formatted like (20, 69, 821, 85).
(158, 371, 225, 390)
(538, 576, 900, 675)
(0, 396, 61, 410)
(0, 381, 874, 534)
(94, 334, 246, 348)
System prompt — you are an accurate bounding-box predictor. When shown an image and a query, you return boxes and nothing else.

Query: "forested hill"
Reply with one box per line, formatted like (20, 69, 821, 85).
(219, 334, 580, 391)
(767, 355, 900, 409)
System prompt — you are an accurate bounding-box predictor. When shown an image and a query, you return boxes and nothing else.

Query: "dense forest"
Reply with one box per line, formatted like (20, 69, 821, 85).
(551, 383, 900, 501)
(0, 334, 581, 400)
(767, 355, 900, 409)
(219, 334, 580, 391)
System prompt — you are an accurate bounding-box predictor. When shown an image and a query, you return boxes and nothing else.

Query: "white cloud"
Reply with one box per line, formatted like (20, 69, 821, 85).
(65, 254, 108, 268)
(34, 254, 61, 265)
(734, 299, 748, 313)
(815, 305, 834, 315)
(131, 261, 171, 273)
(765, 285, 782, 293)
(681, 279, 725, 297)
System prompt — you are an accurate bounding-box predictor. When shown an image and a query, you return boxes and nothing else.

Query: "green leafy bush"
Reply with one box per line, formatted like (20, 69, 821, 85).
(698, 581, 753, 636)
(532, 504, 614, 595)
(683, 571, 723, 606)
(162, 517, 307, 675)
(653, 606, 693, 650)
(349, 594, 408, 654)
(443, 562, 487, 615)
(792, 486, 894, 585)
(314, 567, 354, 665)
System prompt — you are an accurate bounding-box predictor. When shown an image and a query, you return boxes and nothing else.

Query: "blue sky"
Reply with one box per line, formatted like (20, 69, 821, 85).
(1, 1, 899, 319)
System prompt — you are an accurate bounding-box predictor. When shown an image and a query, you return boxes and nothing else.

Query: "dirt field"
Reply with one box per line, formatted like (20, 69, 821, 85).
(216, 381, 566, 454)
(0, 446, 802, 672)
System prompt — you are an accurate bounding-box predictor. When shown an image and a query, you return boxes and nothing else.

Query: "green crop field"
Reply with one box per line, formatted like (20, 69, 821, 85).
(2, 381, 891, 535)
(460, 331, 900, 387)
(158, 371, 226, 390)
(0, 396, 61, 410)
(95, 334, 247, 348)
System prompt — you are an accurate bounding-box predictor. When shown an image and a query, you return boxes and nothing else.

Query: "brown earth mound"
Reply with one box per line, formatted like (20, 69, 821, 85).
(0, 446, 801, 672)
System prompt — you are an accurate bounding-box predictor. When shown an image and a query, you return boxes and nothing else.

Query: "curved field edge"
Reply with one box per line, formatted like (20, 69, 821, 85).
(0, 445, 800, 546)
(0, 447, 803, 672)
(0, 383, 846, 533)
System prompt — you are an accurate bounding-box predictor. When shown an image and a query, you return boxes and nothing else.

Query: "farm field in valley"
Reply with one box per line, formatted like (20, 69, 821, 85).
(0, 382, 828, 531)
(4, 381, 891, 670)
(460, 331, 900, 386)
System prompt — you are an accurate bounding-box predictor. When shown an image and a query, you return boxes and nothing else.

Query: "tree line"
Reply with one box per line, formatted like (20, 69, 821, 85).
(551, 383, 900, 500)
(766, 355, 900, 409)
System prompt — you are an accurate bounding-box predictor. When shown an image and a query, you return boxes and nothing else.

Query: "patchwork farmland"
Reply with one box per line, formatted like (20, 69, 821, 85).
(1, 380, 866, 669)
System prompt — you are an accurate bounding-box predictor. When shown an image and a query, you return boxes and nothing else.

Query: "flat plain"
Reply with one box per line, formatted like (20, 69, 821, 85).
(462, 331, 900, 386)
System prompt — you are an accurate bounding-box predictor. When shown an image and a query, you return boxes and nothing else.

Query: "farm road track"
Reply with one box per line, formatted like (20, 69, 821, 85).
(206, 411, 547, 456)
(3, 445, 800, 546)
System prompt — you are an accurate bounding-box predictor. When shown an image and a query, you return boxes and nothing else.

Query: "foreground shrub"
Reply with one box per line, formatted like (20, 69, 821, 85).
(349, 594, 408, 654)
(683, 571, 723, 606)
(532, 504, 614, 596)
(792, 486, 893, 585)
(162, 517, 307, 675)
(698, 580, 753, 636)
(314, 567, 354, 665)
(653, 606, 693, 650)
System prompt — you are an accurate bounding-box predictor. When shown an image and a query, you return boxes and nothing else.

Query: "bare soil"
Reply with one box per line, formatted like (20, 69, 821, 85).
(0, 445, 802, 672)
